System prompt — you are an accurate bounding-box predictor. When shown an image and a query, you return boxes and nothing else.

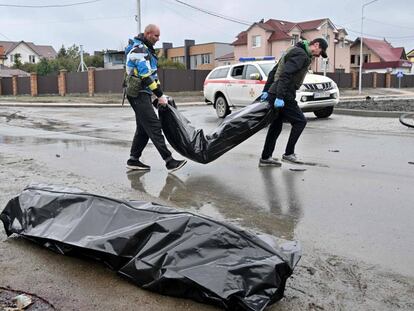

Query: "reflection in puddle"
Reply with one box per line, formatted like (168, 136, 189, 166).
(126, 168, 304, 240)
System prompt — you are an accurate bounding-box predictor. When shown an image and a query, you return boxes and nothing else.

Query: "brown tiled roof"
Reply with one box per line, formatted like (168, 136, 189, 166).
(362, 60, 412, 70)
(232, 18, 330, 45)
(297, 19, 325, 31)
(352, 37, 407, 62)
(215, 52, 234, 61)
(0, 40, 57, 59)
(0, 65, 30, 77)
(0, 41, 17, 54)
(232, 31, 247, 46)
(27, 43, 57, 59)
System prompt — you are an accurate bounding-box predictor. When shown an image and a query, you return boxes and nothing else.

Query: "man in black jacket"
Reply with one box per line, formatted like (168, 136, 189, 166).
(259, 38, 328, 167)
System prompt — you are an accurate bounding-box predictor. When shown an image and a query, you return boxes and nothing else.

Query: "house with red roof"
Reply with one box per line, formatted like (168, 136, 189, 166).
(350, 38, 412, 74)
(407, 49, 414, 73)
(0, 40, 57, 67)
(232, 18, 352, 73)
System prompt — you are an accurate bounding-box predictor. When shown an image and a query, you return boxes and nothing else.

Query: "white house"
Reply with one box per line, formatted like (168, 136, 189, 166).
(0, 40, 57, 66)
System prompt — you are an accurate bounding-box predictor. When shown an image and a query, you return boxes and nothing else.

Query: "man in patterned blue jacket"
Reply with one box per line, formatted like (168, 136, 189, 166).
(125, 24, 186, 172)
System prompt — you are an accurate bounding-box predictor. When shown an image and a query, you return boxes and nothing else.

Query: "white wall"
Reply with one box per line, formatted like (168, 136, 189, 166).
(4, 43, 39, 66)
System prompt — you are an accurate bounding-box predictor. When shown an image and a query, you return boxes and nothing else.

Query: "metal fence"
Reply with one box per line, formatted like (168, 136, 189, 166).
(67, 71, 88, 94)
(38, 75, 59, 95)
(2, 69, 414, 97)
(1, 77, 13, 95)
(17, 77, 30, 95)
(95, 69, 124, 93)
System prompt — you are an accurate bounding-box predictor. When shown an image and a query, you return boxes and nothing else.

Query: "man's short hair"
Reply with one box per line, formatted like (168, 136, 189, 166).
(310, 38, 328, 58)
(144, 24, 158, 34)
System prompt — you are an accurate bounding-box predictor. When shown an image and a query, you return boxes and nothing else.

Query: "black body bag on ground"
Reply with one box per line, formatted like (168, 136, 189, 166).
(158, 99, 277, 164)
(1, 184, 301, 311)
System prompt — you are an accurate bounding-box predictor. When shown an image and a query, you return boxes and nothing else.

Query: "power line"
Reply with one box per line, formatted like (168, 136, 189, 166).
(173, 0, 253, 26)
(0, 0, 105, 8)
(335, 23, 414, 40)
(0, 31, 11, 40)
(4, 14, 134, 26)
(365, 18, 414, 31)
(161, 0, 236, 38)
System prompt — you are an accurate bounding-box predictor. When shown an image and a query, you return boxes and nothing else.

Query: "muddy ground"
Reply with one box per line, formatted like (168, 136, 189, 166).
(1, 151, 413, 311)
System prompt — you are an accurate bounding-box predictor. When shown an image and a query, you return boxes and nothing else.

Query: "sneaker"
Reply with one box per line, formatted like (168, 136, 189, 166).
(259, 157, 282, 167)
(126, 159, 151, 170)
(166, 159, 187, 172)
(282, 153, 303, 164)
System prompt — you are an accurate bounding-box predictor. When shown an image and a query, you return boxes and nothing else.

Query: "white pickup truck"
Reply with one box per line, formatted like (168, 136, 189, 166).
(203, 58, 340, 118)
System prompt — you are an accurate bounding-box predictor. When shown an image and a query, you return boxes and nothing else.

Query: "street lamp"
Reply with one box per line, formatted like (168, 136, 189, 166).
(359, 0, 379, 94)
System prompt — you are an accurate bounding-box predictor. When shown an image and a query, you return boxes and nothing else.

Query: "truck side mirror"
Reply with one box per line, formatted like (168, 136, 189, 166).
(249, 73, 262, 80)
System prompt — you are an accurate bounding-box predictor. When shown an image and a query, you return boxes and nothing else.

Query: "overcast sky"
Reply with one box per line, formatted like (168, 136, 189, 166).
(1, 0, 413, 53)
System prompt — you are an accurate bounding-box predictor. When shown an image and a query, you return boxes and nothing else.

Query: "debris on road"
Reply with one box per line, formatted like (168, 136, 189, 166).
(0, 287, 55, 310)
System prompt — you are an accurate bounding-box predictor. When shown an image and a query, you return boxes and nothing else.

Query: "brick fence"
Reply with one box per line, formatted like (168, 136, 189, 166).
(1, 69, 413, 96)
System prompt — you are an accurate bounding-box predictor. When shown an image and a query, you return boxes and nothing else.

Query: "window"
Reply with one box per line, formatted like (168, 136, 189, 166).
(244, 65, 261, 80)
(190, 55, 198, 69)
(172, 56, 185, 64)
(252, 35, 261, 48)
(364, 54, 369, 63)
(350, 55, 355, 64)
(291, 34, 299, 46)
(340, 40, 345, 48)
(357, 55, 360, 66)
(201, 53, 211, 64)
(231, 65, 244, 79)
(29, 55, 36, 63)
(209, 67, 229, 79)
(9, 54, 14, 62)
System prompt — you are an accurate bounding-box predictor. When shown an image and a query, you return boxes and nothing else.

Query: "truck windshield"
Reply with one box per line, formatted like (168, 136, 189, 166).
(258, 63, 275, 77)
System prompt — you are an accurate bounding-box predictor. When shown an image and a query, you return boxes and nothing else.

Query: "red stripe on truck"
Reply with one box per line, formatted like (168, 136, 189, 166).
(204, 79, 267, 86)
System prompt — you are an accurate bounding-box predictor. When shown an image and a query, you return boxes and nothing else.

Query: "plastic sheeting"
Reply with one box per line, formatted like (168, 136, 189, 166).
(1, 184, 301, 311)
(159, 100, 277, 164)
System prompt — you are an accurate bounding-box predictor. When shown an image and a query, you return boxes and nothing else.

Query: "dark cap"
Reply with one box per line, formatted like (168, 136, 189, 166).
(312, 38, 328, 58)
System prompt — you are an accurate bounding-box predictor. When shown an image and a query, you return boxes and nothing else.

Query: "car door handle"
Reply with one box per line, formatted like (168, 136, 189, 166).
(226, 84, 232, 87)
(241, 85, 248, 88)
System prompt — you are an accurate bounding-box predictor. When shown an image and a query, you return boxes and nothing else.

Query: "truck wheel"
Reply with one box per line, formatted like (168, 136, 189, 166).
(215, 95, 230, 118)
(314, 106, 334, 118)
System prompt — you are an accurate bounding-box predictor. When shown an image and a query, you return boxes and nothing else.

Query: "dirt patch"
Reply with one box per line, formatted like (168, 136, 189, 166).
(338, 98, 414, 112)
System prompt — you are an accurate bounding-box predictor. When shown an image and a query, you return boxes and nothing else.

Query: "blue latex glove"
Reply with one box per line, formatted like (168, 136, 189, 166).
(260, 92, 268, 101)
(274, 98, 285, 108)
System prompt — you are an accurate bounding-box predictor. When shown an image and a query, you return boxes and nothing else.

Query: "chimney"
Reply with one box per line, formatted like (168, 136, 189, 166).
(0, 45, 6, 60)
(162, 42, 173, 58)
(184, 39, 195, 70)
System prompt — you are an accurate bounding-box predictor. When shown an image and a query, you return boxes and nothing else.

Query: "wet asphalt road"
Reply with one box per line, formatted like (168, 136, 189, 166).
(1, 104, 414, 281)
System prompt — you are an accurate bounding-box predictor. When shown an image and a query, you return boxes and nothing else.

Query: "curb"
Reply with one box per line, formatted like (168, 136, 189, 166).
(0, 101, 408, 118)
(0, 101, 206, 108)
(334, 108, 408, 118)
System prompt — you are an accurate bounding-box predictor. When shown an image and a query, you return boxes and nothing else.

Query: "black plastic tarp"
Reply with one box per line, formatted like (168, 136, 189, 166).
(1, 184, 300, 311)
(159, 100, 277, 164)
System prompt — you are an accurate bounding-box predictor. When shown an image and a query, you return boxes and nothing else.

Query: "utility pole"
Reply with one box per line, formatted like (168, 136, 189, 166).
(359, 0, 379, 94)
(135, 0, 141, 34)
(323, 20, 328, 76)
(77, 45, 88, 72)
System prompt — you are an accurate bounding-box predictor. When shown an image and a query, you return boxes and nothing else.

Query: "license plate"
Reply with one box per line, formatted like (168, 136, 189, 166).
(314, 92, 330, 99)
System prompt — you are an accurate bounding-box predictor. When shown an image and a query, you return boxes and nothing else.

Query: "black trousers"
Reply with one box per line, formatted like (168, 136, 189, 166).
(261, 99, 307, 159)
(128, 93, 172, 161)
